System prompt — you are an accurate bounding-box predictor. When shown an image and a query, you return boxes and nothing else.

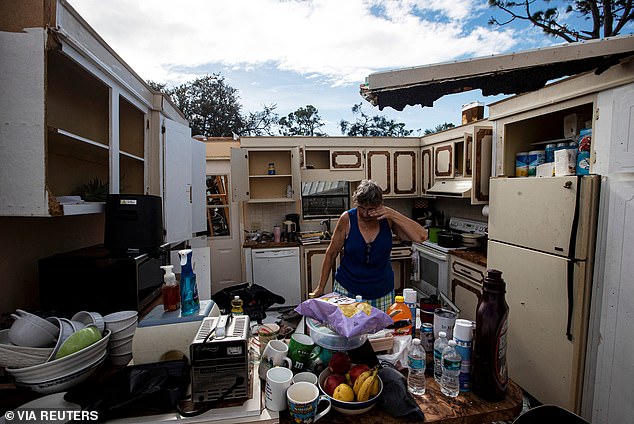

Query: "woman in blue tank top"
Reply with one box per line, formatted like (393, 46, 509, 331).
(310, 180, 427, 312)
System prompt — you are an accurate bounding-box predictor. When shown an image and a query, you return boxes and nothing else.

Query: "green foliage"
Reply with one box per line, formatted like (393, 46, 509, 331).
(423, 122, 456, 135)
(278, 105, 327, 136)
(340, 103, 415, 137)
(81, 177, 108, 202)
(242, 104, 280, 136)
(488, 0, 634, 41)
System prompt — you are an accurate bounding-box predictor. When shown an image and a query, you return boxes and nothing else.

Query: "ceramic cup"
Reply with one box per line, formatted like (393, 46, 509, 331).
(259, 339, 292, 380)
(287, 381, 331, 423)
(258, 323, 280, 356)
(433, 307, 458, 339)
(292, 371, 318, 386)
(288, 333, 315, 373)
(265, 366, 294, 412)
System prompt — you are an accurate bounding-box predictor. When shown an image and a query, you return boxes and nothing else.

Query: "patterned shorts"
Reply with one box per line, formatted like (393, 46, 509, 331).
(333, 280, 395, 313)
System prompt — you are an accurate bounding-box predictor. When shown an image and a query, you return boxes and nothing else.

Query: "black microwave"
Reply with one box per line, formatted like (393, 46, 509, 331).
(39, 244, 169, 316)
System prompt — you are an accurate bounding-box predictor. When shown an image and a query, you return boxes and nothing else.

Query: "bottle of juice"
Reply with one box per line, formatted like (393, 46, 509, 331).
(387, 295, 412, 336)
(231, 295, 244, 315)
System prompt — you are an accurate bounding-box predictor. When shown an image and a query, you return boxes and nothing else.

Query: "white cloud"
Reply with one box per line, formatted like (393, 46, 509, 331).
(67, 0, 518, 86)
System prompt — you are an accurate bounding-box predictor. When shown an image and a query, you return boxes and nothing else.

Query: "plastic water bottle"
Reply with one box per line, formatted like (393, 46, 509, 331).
(407, 338, 426, 395)
(433, 331, 449, 382)
(441, 340, 462, 397)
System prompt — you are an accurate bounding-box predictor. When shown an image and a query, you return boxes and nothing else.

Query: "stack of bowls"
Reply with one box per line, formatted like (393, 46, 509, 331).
(0, 329, 53, 368)
(103, 310, 138, 366)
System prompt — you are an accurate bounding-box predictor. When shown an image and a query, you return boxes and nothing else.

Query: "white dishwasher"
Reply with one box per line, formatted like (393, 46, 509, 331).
(251, 247, 301, 308)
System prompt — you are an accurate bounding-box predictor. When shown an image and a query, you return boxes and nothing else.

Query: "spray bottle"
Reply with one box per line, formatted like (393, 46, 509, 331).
(178, 249, 200, 316)
(160, 265, 180, 312)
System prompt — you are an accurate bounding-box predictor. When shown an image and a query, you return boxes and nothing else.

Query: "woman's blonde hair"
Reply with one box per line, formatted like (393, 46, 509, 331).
(353, 179, 383, 206)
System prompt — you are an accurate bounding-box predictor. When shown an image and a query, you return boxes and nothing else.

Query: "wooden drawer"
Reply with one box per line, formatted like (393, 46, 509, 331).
(451, 259, 485, 285)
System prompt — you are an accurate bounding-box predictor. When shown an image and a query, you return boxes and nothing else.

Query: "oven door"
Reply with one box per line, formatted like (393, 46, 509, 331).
(411, 243, 450, 299)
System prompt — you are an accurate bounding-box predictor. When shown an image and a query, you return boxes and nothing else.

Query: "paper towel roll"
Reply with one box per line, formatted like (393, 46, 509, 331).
(481, 205, 489, 217)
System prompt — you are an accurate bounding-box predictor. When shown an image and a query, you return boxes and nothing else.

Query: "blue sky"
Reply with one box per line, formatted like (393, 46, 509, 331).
(66, 0, 626, 135)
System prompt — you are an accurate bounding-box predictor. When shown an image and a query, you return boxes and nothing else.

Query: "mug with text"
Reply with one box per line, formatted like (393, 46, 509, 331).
(287, 381, 331, 423)
(259, 339, 293, 380)
(288, 333, 315, 373)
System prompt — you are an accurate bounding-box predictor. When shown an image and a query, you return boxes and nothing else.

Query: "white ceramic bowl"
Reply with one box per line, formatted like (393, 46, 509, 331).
(71, 311, 105, 333)
(6, 330, 110, 383)
(109, 340, 132, 355)
(103, 311, 138, 332)
(109, 351, 133, 366)
(318, 367, 383, 415)
(9, 311, 58, 347)
(109, 319, 137, 340)
(13, 351, 107, 394)
(46, 317, 76, 361)
(0, 329, 53, 368)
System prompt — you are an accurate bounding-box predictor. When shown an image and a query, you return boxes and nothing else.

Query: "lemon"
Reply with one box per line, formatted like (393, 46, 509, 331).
(333, 383, 355, 402)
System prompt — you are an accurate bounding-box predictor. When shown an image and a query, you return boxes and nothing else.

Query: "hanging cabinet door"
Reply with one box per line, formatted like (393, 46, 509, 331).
(393, 150, 417, 196)
(331, 150, 364, 170)
(471, 125, 493, 205)
(434, 142, 454, 178)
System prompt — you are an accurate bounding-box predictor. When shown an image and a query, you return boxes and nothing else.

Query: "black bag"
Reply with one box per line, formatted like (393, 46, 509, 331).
(64, 359, 189, 422)
(211, 282, 285, 323)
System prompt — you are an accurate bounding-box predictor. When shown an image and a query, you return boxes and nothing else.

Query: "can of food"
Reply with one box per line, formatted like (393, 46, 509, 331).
(545, 143, 556, 163)
(528, 150, 545, 177)
(515, 152, 529, 177)
(420, 322, 434, 374)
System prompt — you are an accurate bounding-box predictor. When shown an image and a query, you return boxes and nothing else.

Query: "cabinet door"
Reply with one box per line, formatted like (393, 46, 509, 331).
(611, 83, 634, 173)
(367, 150, 391, 194)
(472, 125, 493, 205)
(230, 147, 249, 201)
(163, 118, 193, 244)
(331, 150, 363, 170)
(191, 138, 206, 233)
(421, 146, 434, 195)
(304, 247, 336, 297)
(434, 142, 454, 178)
(464, 133, 473, 177)
(451, 278, 481, 322)
(393, 150, 417, 195)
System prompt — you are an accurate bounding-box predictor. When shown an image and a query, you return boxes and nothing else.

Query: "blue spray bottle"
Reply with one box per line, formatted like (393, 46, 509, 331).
(178, 249, 200, 316)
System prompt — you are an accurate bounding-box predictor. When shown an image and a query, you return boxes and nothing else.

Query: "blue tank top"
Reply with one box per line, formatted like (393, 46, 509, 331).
(335, 208, 394, 299)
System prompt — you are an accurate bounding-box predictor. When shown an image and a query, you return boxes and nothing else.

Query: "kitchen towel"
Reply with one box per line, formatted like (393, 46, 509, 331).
(377, 366, 425, 421)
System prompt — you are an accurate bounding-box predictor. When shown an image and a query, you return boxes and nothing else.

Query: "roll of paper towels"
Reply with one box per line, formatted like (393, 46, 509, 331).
(482, 205, 489, 217)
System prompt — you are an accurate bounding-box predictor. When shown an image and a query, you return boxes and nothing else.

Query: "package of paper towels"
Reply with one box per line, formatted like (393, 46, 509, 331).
(132, 299, 219, 364)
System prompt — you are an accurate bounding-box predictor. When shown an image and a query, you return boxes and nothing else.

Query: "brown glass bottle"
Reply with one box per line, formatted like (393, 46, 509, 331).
(472, 269, 509, 401)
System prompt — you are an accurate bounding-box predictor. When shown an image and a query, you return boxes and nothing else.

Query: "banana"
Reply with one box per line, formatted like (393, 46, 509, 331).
(352, 370, 372, 396)
(356, 368, 378, 402)
(370, 375, 379, 397)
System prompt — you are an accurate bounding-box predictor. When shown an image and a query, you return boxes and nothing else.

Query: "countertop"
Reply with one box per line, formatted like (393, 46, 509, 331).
(243, 240, 302, 248)
(449, 248, 487, 268)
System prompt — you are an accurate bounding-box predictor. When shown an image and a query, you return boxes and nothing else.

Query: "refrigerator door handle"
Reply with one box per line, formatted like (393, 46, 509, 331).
(565, 176, 582, 341)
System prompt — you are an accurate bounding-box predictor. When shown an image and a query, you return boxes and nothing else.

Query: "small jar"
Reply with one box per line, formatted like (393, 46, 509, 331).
(268, 162, 275, 175)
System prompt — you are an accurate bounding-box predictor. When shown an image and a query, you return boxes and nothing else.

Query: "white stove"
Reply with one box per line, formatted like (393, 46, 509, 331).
(421, 240, 467, 253)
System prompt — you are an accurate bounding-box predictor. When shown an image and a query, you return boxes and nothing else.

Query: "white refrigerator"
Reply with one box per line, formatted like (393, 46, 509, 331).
(487, 175, 600, 414)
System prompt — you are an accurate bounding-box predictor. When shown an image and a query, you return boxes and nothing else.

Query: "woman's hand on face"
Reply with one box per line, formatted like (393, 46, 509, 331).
(368, 205, 394, 221)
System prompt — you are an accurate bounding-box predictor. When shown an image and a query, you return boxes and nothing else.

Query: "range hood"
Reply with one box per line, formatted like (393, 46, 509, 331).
(426, 179, 472, 198)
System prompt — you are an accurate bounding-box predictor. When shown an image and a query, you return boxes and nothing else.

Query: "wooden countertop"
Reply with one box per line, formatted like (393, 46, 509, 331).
(279, 375, 523, 424)
(449, 249, 487, 268)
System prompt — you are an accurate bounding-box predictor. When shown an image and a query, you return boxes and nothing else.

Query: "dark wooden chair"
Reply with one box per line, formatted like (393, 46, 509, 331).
(513, 405, 590, 424)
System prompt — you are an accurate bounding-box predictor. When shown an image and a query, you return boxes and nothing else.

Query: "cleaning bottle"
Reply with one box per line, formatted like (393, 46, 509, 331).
(160, 265, 180, 312)
(387, 295, 412, 336)
(178, 249, 200, 316)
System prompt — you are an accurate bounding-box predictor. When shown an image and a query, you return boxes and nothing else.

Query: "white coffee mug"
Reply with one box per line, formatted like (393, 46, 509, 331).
(292, 371, 318, 385)
(259, 339, 292, 380)
(265, 366, 293, 412)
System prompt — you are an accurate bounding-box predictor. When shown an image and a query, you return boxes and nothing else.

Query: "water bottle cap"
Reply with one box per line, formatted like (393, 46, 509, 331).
(412, 338, 421, 345)
(234, 295, 240, 300)
(448, 340, 457, 346)
(439, 331, 446, 338)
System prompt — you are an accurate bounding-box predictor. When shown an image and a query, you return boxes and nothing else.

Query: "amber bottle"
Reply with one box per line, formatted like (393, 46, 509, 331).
(472, 269, 509, 401)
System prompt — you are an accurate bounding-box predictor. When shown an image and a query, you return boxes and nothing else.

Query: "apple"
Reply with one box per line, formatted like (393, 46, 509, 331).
(55, 326, 102, 359)
(323, 373, 346, 397)
(328, 351, 351, 375)
(348, 363, 370, 385)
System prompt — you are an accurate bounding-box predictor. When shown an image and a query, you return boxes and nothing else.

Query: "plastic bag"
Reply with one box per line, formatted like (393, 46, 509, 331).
(294, 292, 393, 338)
(377, 335, 412, 370)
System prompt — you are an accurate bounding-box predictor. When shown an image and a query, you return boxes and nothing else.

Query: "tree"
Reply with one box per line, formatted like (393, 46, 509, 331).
(488, 0, 634, 42)
(166, 74, 245, 137)
(278, 105, 326, 136)
(340, 103, 415, 136)
(423, 122, 456, 135)
(241, 104, 279, 136)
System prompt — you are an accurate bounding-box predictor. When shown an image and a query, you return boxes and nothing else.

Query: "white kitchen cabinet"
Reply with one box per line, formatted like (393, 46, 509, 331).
(471, 126, 493, 205)
(420, 146, 434, 195)
(449, 255, 485, 322)
(0, 1, 202, 241)
(367, 148, 417, 197)
(231, 147, 301, 203)
(330, 150, 364, 170)
(433, 142, 454, 178)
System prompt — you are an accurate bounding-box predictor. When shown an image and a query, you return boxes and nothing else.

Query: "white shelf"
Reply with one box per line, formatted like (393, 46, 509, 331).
(61, 202, 105, 215)
(248, 174, 292, 178)
(247, 198, 295, 203)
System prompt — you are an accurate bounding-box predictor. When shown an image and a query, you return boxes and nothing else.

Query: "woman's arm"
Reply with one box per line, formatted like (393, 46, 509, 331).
(370, 206, 427, 243)
(309, 212, 348, 298)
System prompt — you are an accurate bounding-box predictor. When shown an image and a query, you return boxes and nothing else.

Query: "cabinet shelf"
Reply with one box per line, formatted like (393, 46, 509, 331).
(249, 174, 293, 178)
(247, 198, 295, 203)
(61, 202, 105, 215)
(120, 150, 144, 162)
